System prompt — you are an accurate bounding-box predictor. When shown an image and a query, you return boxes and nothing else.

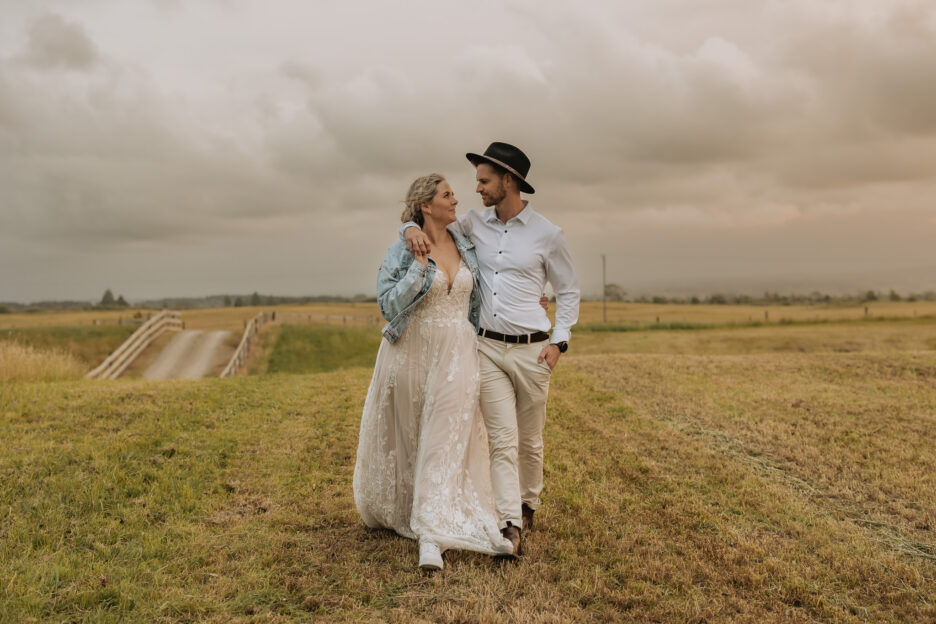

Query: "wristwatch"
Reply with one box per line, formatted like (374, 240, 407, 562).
(554, 341, 568, 353)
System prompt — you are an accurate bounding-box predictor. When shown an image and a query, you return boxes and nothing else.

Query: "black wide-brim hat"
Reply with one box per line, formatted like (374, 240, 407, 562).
(466, 142, 535, 194)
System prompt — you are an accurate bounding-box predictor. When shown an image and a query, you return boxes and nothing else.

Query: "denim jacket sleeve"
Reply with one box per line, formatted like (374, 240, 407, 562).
(377, 241, 431, 322)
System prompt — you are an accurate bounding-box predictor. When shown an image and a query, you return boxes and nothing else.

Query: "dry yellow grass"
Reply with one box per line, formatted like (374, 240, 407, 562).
(3, 353, 935, 621)
(2, 315, 936, 620)
(576, 300, 936, 325)
(0, 304, 380, 332)
(0, 325, 135, 368)
(0, 341, 85, 382)
(178, 303, 382, 331)
(180, 299, 936, 331)
(6, 300, 935, 333)
(573, 317, 936, 356)
(0, 309, 158, 329)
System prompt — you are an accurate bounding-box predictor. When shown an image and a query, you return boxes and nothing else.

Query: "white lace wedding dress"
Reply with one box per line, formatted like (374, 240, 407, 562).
(353, 259, 513, 556)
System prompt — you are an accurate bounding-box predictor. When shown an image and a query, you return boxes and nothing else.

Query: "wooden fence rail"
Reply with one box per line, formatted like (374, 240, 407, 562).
(86, 310, 183, 380)
(273, 312, 380, 326)
(219, 311, 379, 378)
(220, 311, 271, 378)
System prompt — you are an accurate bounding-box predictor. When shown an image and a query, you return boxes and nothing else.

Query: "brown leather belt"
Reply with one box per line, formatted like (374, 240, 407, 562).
(478, 328, 550, 344)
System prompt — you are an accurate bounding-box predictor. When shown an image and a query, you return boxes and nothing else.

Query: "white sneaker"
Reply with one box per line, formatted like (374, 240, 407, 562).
(418, 541, 443, 570)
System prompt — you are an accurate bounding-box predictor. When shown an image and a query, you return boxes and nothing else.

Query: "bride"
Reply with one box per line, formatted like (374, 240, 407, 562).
(353, 173, 517, 570)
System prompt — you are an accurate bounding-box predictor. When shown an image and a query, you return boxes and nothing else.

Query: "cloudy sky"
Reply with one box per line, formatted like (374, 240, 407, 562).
(2, 0, 936, 302)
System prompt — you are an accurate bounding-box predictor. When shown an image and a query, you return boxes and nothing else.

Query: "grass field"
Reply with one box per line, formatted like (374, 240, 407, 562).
(573, 317, 936, 356)
(0, 341, 85, 383)
(263, 325, 382, 375)
(575, 300, 936, 325)
(2, 313, 936, 621)
(0, 309, 158, 330)
(259, 316, 936, 364)
(0, 325, 136, 367)
(0, 305, 380, 333)
(6, 300, 936, 332)
(178, 304, 383, 332)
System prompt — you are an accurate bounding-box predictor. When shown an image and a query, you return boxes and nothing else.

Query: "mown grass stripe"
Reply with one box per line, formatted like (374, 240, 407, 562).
(2, 356, 935, 621)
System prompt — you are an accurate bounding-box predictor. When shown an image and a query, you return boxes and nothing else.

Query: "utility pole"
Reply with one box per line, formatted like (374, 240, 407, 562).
(602, 254, 607, 323)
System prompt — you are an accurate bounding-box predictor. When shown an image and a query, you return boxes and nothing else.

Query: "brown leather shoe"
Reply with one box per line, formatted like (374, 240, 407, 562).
(501, 523, 521, 557)
(521, 504, 534, 533)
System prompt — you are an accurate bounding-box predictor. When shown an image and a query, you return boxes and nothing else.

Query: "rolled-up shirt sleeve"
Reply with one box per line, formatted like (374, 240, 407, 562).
(398, 221, 420, 242)
(398, 215, 472, 242)
(545, 228, 580, 344)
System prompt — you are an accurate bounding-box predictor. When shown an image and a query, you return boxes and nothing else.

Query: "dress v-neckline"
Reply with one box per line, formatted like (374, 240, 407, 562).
(436, 258, 464, 295)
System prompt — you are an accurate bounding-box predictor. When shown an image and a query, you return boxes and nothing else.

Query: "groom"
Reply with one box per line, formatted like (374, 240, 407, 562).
(403, 142, 580, 556)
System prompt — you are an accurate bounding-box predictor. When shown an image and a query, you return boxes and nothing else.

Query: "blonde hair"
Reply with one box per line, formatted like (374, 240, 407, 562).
(401, 173, 445, 227)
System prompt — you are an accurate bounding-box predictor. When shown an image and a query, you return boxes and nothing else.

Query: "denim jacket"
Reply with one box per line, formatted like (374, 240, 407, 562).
(377, 228, 481, 343)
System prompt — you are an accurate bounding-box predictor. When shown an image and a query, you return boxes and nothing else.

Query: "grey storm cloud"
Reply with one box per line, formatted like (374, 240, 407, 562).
(0, 0, 935, 302)
(21, 13, 98, 70)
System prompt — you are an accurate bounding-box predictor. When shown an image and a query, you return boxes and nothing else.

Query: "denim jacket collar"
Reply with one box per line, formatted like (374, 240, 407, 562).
(377, 233, 482, 343)
(448, 226, 475, 252)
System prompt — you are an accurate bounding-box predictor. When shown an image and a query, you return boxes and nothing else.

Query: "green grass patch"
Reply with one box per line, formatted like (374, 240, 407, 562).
(0, 325, 136, 367)
(2, 352, 935, 621)
(265, 323, 381, 374)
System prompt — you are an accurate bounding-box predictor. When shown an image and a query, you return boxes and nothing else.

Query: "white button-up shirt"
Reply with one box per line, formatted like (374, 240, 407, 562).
(403, 202, 580, 344)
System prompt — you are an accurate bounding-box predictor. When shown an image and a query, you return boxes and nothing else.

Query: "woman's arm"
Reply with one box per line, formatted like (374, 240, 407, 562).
(400, 213, 472, 254)
(377, 244, 431, 322)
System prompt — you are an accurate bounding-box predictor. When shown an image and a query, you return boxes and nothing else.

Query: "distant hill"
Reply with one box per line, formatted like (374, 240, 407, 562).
(0, 293, 377, 313)
(0, 300, 97, 313)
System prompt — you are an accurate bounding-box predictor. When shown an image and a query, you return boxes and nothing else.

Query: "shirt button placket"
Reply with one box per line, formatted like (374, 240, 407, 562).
(493, 225, 507, 321)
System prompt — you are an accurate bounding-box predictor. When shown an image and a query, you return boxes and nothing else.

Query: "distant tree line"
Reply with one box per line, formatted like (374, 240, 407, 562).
(3, 287, 933, 314)
(0, 290, 379, 313)
(132, 292, 378, 310)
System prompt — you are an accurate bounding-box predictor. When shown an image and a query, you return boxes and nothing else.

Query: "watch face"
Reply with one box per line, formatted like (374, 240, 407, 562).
(557, 342, 568, 353)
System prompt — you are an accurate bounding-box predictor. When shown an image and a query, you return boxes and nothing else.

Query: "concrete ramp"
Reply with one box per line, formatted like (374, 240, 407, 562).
(142, 330, 232, 380)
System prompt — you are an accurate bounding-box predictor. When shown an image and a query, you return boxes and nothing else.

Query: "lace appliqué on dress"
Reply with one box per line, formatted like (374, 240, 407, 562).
(353, 260, 512, 555)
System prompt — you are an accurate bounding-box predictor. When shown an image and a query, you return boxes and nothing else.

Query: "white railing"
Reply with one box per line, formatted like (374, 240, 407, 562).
(220, 311, 271, 378)
(86, 310, 183, 380)
(273, 312, 380, 325)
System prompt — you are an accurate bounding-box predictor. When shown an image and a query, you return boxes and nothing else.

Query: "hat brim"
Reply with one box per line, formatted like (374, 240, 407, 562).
(466, 152, 535, 194)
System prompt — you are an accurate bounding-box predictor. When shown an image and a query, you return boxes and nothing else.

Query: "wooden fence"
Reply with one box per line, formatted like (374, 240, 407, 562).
(220, 311, 272, 378)
(272, 312, 381, 326)
(86, 310, 183, 380)
(218, 311, 382, 377)
(90, 316, 147, 326)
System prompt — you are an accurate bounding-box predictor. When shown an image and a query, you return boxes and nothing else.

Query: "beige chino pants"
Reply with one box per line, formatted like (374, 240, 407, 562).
(478, 337, 552, 530)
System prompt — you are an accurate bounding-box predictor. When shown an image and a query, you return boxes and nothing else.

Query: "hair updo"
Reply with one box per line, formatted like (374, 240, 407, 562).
(401, 173, 446, 227)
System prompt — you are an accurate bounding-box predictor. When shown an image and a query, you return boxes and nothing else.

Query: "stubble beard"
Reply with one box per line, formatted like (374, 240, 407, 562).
(481, 185, 506, 208)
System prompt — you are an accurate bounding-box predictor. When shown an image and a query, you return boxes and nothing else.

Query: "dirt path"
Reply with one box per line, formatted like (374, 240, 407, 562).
(142, 330, 232, 380)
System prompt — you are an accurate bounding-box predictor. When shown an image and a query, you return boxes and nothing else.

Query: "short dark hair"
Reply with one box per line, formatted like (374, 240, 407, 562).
(471, 158, 515, 186)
